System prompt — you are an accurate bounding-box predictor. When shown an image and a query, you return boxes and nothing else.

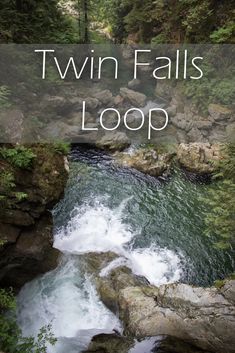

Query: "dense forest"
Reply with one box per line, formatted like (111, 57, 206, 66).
(0, 0, 235, 44)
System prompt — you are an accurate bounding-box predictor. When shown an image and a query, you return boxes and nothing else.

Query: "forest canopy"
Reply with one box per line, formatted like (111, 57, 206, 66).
(0, 0, 234, 44)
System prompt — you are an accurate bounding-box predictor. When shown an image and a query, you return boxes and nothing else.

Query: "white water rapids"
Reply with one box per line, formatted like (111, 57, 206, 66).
(17, 197, 183, 352)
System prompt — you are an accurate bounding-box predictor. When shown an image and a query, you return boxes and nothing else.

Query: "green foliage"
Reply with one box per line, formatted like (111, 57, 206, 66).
(214, 273, 235, 288)
(210, 21, 235, 44)
(94, 0, 235, 44)
(14, 192, 28, 201)
(0, 147, 36, 169)
(203, 144, 235, 249)
(0, 171, 15, 193)
(182, 47, 234, 114)
(52, 142, 71, 155)
(0, 0, 79, 44)
(0, 289, 15, 311)
(0, 289, 57, 353)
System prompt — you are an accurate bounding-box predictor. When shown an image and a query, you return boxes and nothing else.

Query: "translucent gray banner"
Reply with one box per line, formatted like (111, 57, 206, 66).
(0, 44, 234, 145)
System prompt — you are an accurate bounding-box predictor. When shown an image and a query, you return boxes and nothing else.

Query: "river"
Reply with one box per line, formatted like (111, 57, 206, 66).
(16, 146, 234, 352)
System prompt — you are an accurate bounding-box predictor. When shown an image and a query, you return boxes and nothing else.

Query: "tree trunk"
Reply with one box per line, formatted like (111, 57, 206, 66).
(84, 0, 89, 43)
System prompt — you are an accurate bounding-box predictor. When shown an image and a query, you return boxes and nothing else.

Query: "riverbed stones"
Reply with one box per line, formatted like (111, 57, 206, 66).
(96, 131, 130, 151)
(128, 78, 141, 90)
(120, 87, 147, 107)
(92, 89, 114, 106)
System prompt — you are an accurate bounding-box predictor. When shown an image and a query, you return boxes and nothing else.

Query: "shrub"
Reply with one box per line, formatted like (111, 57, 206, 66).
(0, 289, 57, 353)
(0, 147, 36, 169)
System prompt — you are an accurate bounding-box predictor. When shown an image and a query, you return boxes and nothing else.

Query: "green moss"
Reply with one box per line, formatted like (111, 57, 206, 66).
(214, 273, 235, 288)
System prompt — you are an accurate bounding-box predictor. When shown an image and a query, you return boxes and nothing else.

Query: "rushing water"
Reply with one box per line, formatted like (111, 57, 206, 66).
(17, 146, 234, 352)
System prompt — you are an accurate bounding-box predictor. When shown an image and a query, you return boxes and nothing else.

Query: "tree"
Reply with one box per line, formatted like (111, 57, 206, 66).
(203, 144, 235, 249)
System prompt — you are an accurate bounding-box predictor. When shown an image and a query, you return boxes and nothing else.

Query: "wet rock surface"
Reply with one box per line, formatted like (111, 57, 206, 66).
(0, 145, 68, 290)
(82, 334, 212, 353)
(114, 148, 174, 177)
(81, 252, 235, 353)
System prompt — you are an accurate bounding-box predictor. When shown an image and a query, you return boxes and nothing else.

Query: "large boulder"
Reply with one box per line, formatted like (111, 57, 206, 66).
(118, 280, 235, 353)
(82, 333, 133, 353)
(115, 148, 175, 177)
(82, 252, 235, 353)
(177, 143, 221, 174)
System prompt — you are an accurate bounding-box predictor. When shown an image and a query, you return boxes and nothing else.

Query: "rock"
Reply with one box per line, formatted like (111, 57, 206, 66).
(171, 113, 193, 133)
(42, 121, 81, 141)
(82, 251, 234, 353)
(208, 104, 233, 121)
(187, 127, 204, 142)
(226, 122, 235, 142)
(0, 224, 20, 245)
(114, 95, 124, 106)
(208, 126, 227, 143)
(82, 333, 134, 353)
(155, 81, 174, 101)
(0, 145, 68, 289)
(92, 90, 113, 106)
(82, 334, 211, 353)
(194, 120, 213, 131)
(0, 213, 60, 289)
(177, 143, 221, 174)
(121, 45, 135, 59)
(0, 109, 24, 143)
(156, 336, 212, 353)
(84, 97, 101, 111)
(128, 79, 141, 90)
(40, 95, 68, 111)
(118, 280, 235, 353)
(82, 251, 119, 275)
(96, 132, 130, 151)
(166, 105, 177, 118)
(120, 88, 147, 107)
(1, 209, 34, 227)
(115, 148, 174, 177)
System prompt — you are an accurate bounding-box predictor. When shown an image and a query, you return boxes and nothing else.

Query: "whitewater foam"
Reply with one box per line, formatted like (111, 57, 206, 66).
(17, 257, 121, 353)
(54, 198, 134, 254)
(18, 196, 183, 352)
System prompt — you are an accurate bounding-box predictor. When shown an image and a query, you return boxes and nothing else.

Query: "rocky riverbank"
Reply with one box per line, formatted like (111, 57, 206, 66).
(0, 145, 68, 290)
(113, 142, 222, 177)
(81, 251, 235, 353)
